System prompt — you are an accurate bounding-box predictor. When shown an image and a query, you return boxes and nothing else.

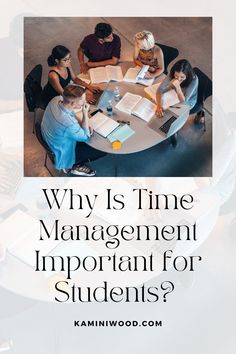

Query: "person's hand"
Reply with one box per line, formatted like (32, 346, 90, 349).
(144, 71, 153, 79)
(170, 79, 180, 90)
(83, 102, 90, 116)
(148, 66, 157, 73)
(156, 106, 164, 117)
(89, 126, 94, 136)
(88, 85, 102, 93)
(86, 91, 97, 104)
(80, 63, 88, 74)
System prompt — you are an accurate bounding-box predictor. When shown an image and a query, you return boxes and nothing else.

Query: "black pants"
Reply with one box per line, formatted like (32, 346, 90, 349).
(74, 142, 106, 167)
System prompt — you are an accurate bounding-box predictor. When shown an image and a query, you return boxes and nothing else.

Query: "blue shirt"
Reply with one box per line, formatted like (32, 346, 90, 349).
(158, 75, 199, 109)
(41, 96, 90, 170)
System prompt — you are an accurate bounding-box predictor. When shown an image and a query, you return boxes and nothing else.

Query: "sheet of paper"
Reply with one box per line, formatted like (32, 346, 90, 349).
(144, 82, 162, 102)
(89, 67, 109, 83)
(106, 65, 123, 81)
(123, 67, 140, 83)
(137, 77, 155, 86)
(123, 67, 154, 86)
(144, 82, 180, 108)
(161, 89, 180, 110)
(115, 92, 142, 114)
(132, 97, 157, 122)
(89, 111, 108, 130)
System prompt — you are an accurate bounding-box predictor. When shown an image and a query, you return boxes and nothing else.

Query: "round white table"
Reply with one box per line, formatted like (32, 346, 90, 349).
(83, 62, 189, 154)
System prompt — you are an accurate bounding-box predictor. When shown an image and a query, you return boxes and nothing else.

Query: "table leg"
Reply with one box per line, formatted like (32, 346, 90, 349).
(170, 133, 178, 147)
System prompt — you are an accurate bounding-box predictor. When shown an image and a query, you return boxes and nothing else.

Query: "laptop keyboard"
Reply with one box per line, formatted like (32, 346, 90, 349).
(159, 116, 177, 134)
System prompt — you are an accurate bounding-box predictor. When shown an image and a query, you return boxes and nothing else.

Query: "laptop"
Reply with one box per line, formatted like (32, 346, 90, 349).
(149, 109, 188, 138)
(96, 89, 114, 110)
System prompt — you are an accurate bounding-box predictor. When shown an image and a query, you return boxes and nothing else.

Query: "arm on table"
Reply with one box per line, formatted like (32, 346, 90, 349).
(69, 65, 101, 95)
(86, 56, 119, 68)
(77, 47, 89, 74)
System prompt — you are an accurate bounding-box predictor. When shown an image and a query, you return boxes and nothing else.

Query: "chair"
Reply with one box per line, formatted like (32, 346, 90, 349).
(24, 64, 45, 134)
(156, 43, 179, 74)
(190, 67, 212, 132)
(35, 121, 55, 176)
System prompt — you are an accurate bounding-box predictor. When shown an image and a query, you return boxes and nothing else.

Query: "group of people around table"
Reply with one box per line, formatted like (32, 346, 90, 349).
(40, 22, 200, 177)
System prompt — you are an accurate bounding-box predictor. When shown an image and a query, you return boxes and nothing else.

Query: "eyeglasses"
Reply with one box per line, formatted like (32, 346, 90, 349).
(62, 55, 72, 62)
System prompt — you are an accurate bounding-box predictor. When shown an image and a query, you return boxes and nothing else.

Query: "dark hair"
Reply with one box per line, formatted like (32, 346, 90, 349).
(95, 23, 112, 39)
(63, 85, 85, 103)
(47, 45, 70, 66)
(169, 59, 195, 87)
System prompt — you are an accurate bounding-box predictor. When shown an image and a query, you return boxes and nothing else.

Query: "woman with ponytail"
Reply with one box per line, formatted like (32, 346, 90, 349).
(42, 45, 101, 107)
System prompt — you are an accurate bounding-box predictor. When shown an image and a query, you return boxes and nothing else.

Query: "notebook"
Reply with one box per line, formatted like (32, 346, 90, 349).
(107, 124, 135, 143)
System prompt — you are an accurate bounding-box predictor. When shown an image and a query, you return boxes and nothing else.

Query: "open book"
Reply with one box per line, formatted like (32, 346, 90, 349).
(123, 66, 154, 86)
(89, 111, 120, 138)
(144, 82, 180, 109)
(115, 92, 157, 122)
(89, 65, 123, 83)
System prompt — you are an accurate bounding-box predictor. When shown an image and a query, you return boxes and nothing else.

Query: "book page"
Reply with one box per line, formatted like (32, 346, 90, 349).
(96, 118, 120, 138)
(106, 65, 123, 81)
(161, 89, 180, 110)
(123, 66, 154, 86)
(115, 92, 142, 114)
(89, 67, 109, 83)
(123, 67, 140, 83)
(137, 77, 155, 86)
(76, 74, 91, 85)
(132, 97, 157, 122)
(144, 83, 180, 108)
(89, 111, 109, 130)
(144, 82, 162, 102)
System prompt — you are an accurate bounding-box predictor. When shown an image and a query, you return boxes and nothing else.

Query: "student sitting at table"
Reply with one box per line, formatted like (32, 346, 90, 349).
(41, 85, 106, 176)
(156, 59, 198, 117)
(78, 23, 121, 74)
(42, 45, 101, 107)
(133, 30, 164, 79)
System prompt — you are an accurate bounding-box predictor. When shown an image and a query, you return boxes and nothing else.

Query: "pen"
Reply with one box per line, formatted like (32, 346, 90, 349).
(117, 120, 130, 125)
